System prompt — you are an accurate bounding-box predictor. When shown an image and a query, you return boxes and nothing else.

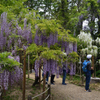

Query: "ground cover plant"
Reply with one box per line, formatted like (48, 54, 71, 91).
(2, 78, 45, 100)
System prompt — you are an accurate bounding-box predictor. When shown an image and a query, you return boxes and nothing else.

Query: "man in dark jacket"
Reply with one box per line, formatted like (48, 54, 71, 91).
(85, 54, 93, 92)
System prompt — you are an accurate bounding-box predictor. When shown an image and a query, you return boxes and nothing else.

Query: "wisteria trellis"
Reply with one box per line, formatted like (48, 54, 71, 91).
(34, 26, 77, 77)
(0, 12, 78, 90)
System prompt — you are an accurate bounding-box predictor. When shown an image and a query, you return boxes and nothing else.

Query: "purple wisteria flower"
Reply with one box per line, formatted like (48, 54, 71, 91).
(97, 0, 100, 3)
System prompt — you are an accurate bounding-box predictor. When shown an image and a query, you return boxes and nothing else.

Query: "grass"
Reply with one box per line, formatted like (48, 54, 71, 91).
(2, 96, 13, 100)
(2, 78, 47, 100)
(66, 75, 82, 86)
(66, 74, 100, 91)
(30, 90, 35, 94)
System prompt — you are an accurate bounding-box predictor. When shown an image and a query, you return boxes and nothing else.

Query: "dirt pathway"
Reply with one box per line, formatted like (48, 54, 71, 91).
(51, 77, 100, 100)
(26, 73, 100, 100)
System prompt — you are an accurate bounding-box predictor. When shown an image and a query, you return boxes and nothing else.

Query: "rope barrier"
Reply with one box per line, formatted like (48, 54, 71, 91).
(32, 88, 49, 99)
(44, 94, 50, 100)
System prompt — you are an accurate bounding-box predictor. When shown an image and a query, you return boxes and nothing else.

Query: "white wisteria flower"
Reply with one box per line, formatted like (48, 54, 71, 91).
(78, 31, 92, 46)
(95, 37, 100, 45)
(78, 31, 98, 56)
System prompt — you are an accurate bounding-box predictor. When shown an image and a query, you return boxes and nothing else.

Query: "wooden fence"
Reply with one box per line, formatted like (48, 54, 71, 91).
(28, 84, 51, 100)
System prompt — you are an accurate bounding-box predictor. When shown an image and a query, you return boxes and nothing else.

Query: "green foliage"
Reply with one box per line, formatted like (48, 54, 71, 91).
(26, 44, 49, 55)
(77, 38, 87, 55)
(58, 30, 77, 43)
(0, 0, 27, 14)
(40, 50, 64, 60)
(37, 19, 61, 36)
(0, 52, 20, 72)
(0, 0, 26, 21)
(50, 43, 61, 50)
(3, 95, 13, 100)
(26, 44, 49, 62)
(96, 70, 100, 78)
(26, 43, 67, 65)
(67, 52, 79, 63)
(37, 19, 77, 42)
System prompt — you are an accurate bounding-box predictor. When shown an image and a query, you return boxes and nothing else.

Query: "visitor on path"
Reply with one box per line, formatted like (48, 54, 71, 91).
(62, 62, 67, 85)
(85, 54, 93, 92)
(46, 71, 49, 84)
(51, 73, 55, 85)
(42, 71, 49, 84)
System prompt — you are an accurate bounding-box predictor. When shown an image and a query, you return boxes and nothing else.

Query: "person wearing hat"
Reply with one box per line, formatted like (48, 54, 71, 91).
(85, 54, 93, 92)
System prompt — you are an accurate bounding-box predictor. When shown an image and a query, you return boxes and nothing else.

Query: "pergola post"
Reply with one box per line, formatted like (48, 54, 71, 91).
(22, 51, 26, 100)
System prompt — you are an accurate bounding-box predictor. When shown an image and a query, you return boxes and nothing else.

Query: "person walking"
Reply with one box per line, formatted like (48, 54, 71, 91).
(46, 71, 49, 84)
(62, 62, 67, 85)
(85, 54, 93, 92)
(51, 73, 55, 85)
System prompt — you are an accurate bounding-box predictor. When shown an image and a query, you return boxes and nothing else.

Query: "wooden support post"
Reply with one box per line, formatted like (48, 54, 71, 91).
(22, 51, 26, 100)
(92, 56, 94, 78)
(81, 75, 84, 85)
(80, 64, 81, 79)
(39, 66, 41, 89)
(42, 74, 46, 100)
(95, 65, 96, 77)
(19, 50, 23, 90)
(48, 84, 51, 100)
(70, 75, 73, 80)
(28, 54, 30, 78)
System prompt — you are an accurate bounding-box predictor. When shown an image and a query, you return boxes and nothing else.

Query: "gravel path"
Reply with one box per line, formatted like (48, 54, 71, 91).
(26, 73, 100, 100)
(51, 77, 100, 100)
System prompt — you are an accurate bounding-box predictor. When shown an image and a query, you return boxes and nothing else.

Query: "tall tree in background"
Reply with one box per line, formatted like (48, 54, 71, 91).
(24, 0, 52, 19)
(52, 0, 86, 35)
(1, 0, 100, 38)
(84, 0, 99, 39)
(81, 0, 100, 39)
(52, 0, 69, 29)
(24, 0, 85, 35)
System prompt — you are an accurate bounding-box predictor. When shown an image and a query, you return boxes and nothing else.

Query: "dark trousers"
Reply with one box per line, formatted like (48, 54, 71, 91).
(85, 72, 91, 90)
(62, 70, 66, 84)
(51, 75, 55, 84)
(42, 72, 49, 82)
(46, 71, 49, 82)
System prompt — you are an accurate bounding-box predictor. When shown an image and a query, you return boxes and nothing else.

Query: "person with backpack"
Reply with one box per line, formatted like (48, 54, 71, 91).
(83, 54, 93, 92)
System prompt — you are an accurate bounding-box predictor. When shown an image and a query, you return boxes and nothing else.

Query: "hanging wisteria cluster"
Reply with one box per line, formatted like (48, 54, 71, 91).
(35, 58, 63, 78)
(34, 29, 58, 48)
(78, 31, 92, 46)
(0, 56, 23, 90)
(0, 12, 33, 52)
(0, 12, 33, 90)
(97, 0, 100, 3)
(95, 37, 100, 45)
(34, 27, 78, 76)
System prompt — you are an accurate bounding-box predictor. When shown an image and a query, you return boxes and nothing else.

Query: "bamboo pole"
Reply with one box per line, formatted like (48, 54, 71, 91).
(22, 51, 26, 100)
(39, 66, 41, 89)
(28, 54, 30, 78)
(92, 56, 94, 78)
